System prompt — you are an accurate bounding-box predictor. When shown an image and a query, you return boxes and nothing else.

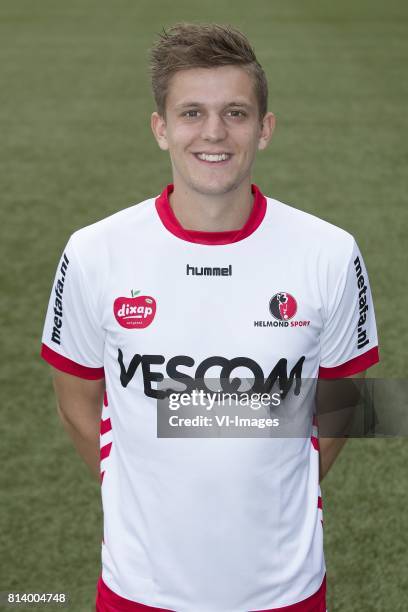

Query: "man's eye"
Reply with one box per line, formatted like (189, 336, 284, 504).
(182, 110, 200, 118)
(228, 110, 246, 118)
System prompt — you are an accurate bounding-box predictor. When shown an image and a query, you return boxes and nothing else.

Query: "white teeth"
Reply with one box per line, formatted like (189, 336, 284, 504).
(197, 153, 230, 162)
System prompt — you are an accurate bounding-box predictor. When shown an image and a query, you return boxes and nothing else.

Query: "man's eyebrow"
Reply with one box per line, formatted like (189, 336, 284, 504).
(225, 101, 252, 109)
(174, 101, 253, 110)
(174, 102, 203, 109)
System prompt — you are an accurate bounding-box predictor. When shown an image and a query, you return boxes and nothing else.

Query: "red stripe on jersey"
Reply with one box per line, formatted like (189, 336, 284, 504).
(95, 575, 326, 612)
(96, 577, 172, 611)
(104, 391, 109, 407)
(100, 418, 112, 435)
(311, 436, 319, 451)
(100, 442, 112, 461)
(155, 183, 267, 245)
(100, 471, 105, 483)
(318, 496, 323, 510)
(41, 343, 105, 380)
(318, 346, 379, 378)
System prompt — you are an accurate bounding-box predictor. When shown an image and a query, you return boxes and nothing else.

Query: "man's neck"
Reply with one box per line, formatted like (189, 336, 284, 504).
(168, 179, 254, 232)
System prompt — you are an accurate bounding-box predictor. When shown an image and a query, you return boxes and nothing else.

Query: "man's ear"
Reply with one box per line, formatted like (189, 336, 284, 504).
(258, 112, 276, 151)
(151, 112, 169, 151)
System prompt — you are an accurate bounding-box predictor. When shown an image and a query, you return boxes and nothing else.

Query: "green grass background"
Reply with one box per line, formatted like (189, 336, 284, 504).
(1, 0, 407, 610)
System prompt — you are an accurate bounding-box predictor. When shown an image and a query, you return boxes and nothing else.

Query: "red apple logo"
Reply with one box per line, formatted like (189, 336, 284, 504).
(114, 290, 156, 329)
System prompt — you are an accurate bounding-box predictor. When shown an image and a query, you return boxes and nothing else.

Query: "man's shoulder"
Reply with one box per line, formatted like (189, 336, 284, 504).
(67, 194, 158, 258)
(265, 194, 355, 257)
(74, 195, 156, 241)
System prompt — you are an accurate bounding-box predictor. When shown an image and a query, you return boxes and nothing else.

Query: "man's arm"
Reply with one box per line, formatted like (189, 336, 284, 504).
(51, 368, 105, 481)
(318, 371, 366, 483)
(318, 436, 347, 484)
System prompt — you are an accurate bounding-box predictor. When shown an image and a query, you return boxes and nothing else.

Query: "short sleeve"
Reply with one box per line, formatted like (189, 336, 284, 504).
(41, 236, 105, 379)
(319, 238, 379, 378)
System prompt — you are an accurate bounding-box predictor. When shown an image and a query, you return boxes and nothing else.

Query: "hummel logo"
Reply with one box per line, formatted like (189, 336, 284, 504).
(186, 264, 232, 277)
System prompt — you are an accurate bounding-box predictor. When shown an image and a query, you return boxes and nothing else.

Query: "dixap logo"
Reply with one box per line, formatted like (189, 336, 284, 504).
(114, 290, 156, 329)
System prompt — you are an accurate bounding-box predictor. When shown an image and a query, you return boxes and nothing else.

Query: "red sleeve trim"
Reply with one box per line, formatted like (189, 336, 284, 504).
(41, 343, 105, 380)
(318, 346, 379, 379)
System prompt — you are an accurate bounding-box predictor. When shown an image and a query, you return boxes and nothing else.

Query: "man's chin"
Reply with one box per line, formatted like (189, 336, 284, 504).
(186, 177, 244, 197)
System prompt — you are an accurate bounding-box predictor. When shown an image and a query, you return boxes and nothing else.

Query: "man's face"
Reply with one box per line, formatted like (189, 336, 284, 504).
(151, 65, 275, 196)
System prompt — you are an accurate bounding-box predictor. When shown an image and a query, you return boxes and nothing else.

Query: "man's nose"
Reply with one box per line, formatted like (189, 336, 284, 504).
(200, 113, 227, 142)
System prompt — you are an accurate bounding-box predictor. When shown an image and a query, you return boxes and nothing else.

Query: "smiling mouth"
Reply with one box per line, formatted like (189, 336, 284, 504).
(194, 152, 232, 163)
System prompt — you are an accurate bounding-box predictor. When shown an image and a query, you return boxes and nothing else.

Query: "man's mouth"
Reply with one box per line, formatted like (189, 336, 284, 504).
(194, 152, 232, 163)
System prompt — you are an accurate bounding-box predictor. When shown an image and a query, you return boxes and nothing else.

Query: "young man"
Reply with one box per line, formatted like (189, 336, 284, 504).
(41, 23, 379, 612)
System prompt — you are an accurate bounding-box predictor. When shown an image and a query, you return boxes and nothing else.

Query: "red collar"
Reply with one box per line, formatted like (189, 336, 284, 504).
(155, 184, 267, 245)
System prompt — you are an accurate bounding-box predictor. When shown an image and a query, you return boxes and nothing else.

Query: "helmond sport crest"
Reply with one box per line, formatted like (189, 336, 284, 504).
(253, 292, 310, 328)
(269, 292, 297, 321)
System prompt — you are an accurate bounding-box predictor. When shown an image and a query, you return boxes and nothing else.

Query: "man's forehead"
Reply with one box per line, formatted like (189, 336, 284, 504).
(167, 67, 257, 109)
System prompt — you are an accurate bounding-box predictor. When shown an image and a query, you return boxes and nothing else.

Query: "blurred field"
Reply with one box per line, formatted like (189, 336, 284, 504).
(0, 0, 407, 610)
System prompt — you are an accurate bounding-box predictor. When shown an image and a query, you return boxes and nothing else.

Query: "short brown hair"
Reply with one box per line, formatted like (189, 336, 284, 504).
(149, 23, 268, 119)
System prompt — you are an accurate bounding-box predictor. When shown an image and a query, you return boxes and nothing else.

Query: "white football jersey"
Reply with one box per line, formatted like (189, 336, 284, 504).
(41, 184, 379, 611)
